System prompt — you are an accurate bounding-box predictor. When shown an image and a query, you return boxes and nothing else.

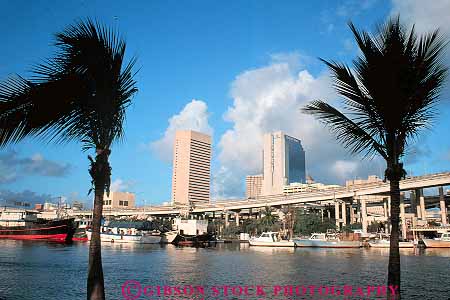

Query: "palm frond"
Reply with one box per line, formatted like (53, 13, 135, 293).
(302, 101, 387, 160)
(0, 18, 138, 150)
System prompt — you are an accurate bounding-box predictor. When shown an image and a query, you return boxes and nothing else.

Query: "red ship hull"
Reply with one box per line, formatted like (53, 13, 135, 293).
(0, 219, 75, 243)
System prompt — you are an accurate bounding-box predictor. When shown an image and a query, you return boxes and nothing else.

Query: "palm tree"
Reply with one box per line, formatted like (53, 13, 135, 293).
(258, 206, 279, 232)
(302, 16, 447, 298)
(0, 19, 137, 300)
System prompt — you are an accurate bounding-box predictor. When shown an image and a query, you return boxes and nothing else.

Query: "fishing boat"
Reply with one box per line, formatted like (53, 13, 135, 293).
(175, 232, 216, 246)
(294, 232, 362, 248)
(368, 233, 414, 248)
(160, 230, 178, 244)
(422, 232, 450, 248)
(86, 220, 162, 244)
(171, 218, 216, 246)
(0, 208, 75, 243)
(249, 232, 295, 247)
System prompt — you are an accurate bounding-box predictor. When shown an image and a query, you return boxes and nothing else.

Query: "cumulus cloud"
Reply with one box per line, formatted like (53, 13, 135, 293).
(110, 178, 136, 192)
(391, 0, 450, 34)
(149, 99, 213, 162)
(213, 54, 385, 199)
(0, 151, 70, 184)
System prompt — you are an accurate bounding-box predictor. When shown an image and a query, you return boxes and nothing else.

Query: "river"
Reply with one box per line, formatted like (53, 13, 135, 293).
(0, 240, 449, 299)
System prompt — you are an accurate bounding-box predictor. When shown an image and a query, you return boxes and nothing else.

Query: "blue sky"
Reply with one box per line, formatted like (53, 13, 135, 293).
(1, 0, 449, 207)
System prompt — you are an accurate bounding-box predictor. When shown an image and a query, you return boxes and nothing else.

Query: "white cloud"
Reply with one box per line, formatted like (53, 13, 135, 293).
(110, 178, 135, 192)
(213, 54, 385, 198)
(332, 160, 358, 181)
(391, 0, 450, 34)
(149, 99, 213, 162)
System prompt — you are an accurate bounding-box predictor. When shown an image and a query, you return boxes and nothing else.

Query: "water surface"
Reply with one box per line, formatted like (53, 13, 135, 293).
(0, 240, 449, 299)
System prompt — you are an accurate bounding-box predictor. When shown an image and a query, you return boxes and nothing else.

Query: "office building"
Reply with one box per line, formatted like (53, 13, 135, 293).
(262, 131, 306, 195)
(171, 130, 212, 205)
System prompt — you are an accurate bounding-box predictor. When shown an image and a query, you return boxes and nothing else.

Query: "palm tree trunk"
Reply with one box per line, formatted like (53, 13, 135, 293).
(388, 178, 401, 299)
(87, 151, 109, 300)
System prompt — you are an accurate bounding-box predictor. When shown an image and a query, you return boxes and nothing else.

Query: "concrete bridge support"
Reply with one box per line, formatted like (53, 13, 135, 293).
(420, 190, 426, 221)
(349, 206, 354, 224)
(335, 201, 340, 229)
(224, 211, 229, 228)
(400, 193, 407, 240)
(439, 187, 447, 225)
(415, 189, 422, 219)
(361, 197, 368, 234)
(341, 202, 347, 226)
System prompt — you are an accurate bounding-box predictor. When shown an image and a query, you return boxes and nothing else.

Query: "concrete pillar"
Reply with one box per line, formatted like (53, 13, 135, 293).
(439, 187, 447, 225)
(341, 202, 347, 226)
(349, 206, 355, 224)
(410, 190, 417, 215)
(224, 211, 229, 227)
(235, 211, 240, 227)
(361, 197, 367, 234)
(415, 189, 422, 219)
(400, 193, 407, 240)
(420, 190, 426, 221)
(327, 209, 331, 219)
(383, 198, 388, 219)
(335, 201, 340, 228)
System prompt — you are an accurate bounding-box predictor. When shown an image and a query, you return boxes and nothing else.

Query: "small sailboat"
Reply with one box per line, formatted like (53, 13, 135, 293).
(249, 232, 295, 247)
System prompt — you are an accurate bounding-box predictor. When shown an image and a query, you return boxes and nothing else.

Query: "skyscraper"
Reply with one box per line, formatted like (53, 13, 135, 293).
(171, 130, 212, 206)
(262, 131, 306, 195)
(246, 175, 263, 199)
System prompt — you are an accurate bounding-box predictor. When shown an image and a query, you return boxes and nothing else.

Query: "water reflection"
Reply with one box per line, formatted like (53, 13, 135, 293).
(0, 240, 449, 299)
(246, 246, 295, 254)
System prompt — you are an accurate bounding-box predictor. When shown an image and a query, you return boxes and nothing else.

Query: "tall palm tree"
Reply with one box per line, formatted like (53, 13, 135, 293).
(302, 16, 447, 298)
(0, 19, 137, 300)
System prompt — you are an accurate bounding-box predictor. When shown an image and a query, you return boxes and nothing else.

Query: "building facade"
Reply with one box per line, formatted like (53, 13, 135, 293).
(246, 175, 263, 198)
(262, 131, 306, 195)
(171, 130, 212, 206)
(102, 192, 135, 209)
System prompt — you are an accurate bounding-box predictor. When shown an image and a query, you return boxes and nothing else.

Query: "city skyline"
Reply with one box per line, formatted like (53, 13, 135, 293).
(1, 1, 450, 207)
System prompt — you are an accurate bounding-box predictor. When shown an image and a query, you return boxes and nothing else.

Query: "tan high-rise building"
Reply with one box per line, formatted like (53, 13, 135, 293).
(246, 175, 263, 199)
(171, 130, 212, 206)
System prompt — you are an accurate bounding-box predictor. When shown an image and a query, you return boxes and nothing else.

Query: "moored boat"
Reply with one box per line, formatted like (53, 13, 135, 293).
(368, 233, 414, 248)
(422, 232, 450, 248)
(160, 230, 178, 244)
(86, 220, 162, 244)
(0, 208, 75, 243)
(249, 232, 295, 247)
(294, 233, 361, 248)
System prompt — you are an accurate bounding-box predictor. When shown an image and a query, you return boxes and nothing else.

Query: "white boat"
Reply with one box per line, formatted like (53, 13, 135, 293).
(294, 233, 362, 248)
(368, 234, 414, 248)
(160, 231, 178, 244)
(249, 232, 295, 247)
(422, 232, 450, 248)
(87, 220, 162, 244)
(87, 230, 161, 244)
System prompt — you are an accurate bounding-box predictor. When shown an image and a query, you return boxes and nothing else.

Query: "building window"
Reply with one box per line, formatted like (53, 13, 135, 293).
(119, 200, 124, 206)
(124, 201, 128, 206)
